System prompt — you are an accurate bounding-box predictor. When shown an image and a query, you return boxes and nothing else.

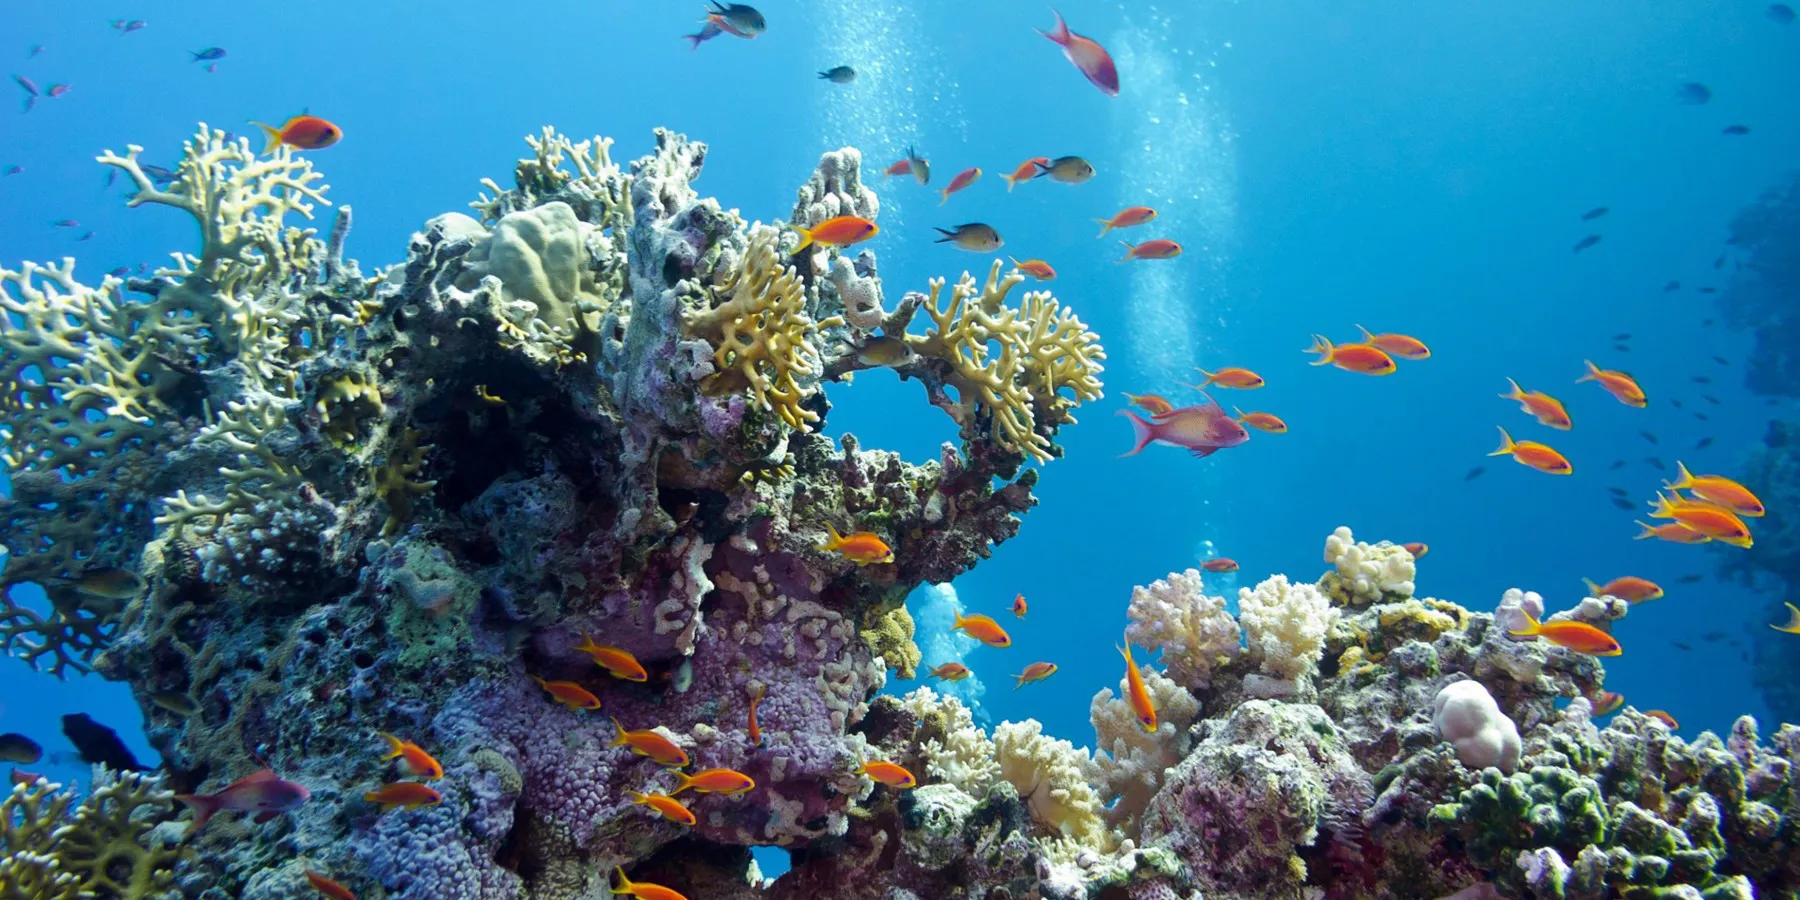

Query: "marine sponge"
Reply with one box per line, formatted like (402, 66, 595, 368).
(689, 224, 832, 431)
(1433, 680, 1522, 773)
(904, 260, 1105, 462)
(1238, 574, 1338, 682)
(1124, 568, 1242, 691)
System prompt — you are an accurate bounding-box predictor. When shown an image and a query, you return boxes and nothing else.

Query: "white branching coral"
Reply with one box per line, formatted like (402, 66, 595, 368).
(473, 126, 631, 230)
(1238, 575, 1338, 681)
(900, 687, 999, 795)
(992, 719, 1108, 854)
(1125, 569, 1242, 690)
(1086, 665, 1200, 838)
(689, 224, 835, 431)
(1322, 524, 1416, 606)
(905, 261, 1105, 462)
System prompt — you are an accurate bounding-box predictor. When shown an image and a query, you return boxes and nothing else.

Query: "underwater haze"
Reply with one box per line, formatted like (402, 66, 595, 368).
(2, 0, 1800, 898)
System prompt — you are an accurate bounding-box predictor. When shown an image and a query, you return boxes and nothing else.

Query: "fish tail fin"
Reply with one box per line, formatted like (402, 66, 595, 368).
(1194, 367, 1216, 386)
(682, 30, 706, 50)
(1013, 673, 1027, 690)
(790, 224, 814, 253)
(1118, 633, 1134, 666)
(1576, 359, 1600, 383)
(624, 789, 647, 804)
(1488, 426, 1517, 458)
(377, 732, 405, 761)
(668, 772, 695, 797)
(608, 717, 630, 747)
(1037, 7, 1071, 44)
(1582, 578, 1602, 597)
(939, 189, 949, 206)
(817, 522, 844, 551)
(1233, 406, 1247, 422)
(1306, 334, 1334, 365)
(174, 792, 221, 834)
(1356, 323, 1376, 343)
(750, 682, 766, 702)
(1118, 409, 1155, 457)
(932, 227, 955, 243)
(1633, 520, 1660, 540)
(1508, 608, 1542, 638)
(1094, 218, 1113, 237)
(1116, 240, 1135, 263)
(249, 120, 281, 156)
(952, 610, 968, 631)
(1500, 377, 1524, 400)
(1671, 460, 1696, 490)
(1002, 172, 1018, 191)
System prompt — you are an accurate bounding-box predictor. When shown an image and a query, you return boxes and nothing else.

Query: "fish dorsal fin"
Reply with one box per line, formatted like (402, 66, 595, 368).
(231, 768, 280, 789)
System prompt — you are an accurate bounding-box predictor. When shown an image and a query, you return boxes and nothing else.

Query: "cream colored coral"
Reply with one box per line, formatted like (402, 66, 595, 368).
(1086, 666, 1200, 838)
(473, 127, 629, 229)
(992, 719, 1109, 852)
(900, 687, 999, 795)
(1238, 575, 1338, 681)
(689, 224, 832, 431)
(1322, 525, 1416, 605)
(1125, 569, 1242, 690)
(905, 260, 1105, 462)
(461, 202, 610, 367)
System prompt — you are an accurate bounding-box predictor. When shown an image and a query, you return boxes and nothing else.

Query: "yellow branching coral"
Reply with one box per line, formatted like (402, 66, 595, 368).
(689, 224, 835, 431)
(0, 772, 184, 898)
(375, 428, 436, 536)
(858, 603, 921, 679)
(905, 260, 1105, 462)
(157, 397, 306, 542)
(314, 369, 385, 447)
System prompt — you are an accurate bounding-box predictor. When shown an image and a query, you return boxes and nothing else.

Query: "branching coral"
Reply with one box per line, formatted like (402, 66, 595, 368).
(900, 688, 1000, 796)
(992, 719, 1109, 855)
(1126, 568, 1242, 691)
(903, 261, 1105, 462)
(0, 771, 186, 899)
(1238, 574, 1338, 683)
(1087, 666, 1201, 839)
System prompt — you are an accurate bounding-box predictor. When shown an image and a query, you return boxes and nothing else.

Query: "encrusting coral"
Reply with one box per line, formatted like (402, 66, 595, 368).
(6, 116, 1798, 900)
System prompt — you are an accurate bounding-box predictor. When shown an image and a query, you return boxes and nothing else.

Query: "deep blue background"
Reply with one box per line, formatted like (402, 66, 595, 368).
(2, 0, 1796, 815)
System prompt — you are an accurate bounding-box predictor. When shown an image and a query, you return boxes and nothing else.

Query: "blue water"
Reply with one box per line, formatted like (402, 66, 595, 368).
(1, 0, 1795, 823)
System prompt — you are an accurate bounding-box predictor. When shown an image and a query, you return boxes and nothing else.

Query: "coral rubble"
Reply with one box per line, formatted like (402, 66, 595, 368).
(4, 124, 1798, 900)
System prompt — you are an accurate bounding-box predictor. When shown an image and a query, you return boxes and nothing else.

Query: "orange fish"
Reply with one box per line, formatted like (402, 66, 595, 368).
(883, 159, 914, 180)
(1401, 542, 1429, 559)
(306, 872, 356, 900)
(1012, 593, 1027, 618)
(611, 718, 691, 768)
(1500, 378, 1573, 430)
(363, 782, 442, 812)
(1665, 461, 1763, 517)
(1001, 157, 1050, 190)
(669, 768, 756, 797)
(1577, 360, 1647, 407)
(1644, 710, 1679, 730)
(1094, 205, 1156, 237)
(1118, 239, 1182, 261)
(791, 216, 879, 253)
(1592, 691, 1625, 716)
(1634, 519, 1711, 545)
(747, 683, 765, 747)
(1582, 576, 1663, 603)
(1124, 392, 1176, 417)
(1508, 609, 1622, 656)
(1201, 558, 1238, 572)
(929, 662, 971, 681)
(531, 675, 601, 710)
(1009, 257, 1057, 280)
(1233, 408, 1287, 433)
(1193, 366, 1264, 389)
(625, 790, 697, 826)
(251, 115, 341, 154)
(1012, 661, 1057, 689)
(575, 634, 648, 682)
(1119, 636, 1158, 733)
(1355, 325, 1430, 360)
(1488, 426, 1572, 475)
(1306, 335, 1396, 375)
(613, 867, 689, 900)
(858, 760, 917, 788)
(939, 166, 981, 205)
(376, 733, 443, 780)
(952, 611, 1011, 648)
(1647, 493, 1752, 548)
(817, 523, 894, 565)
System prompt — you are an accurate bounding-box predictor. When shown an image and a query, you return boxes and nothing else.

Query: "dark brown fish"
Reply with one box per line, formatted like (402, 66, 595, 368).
(1573, 234, 1603, 253)
(1671, 398, 1684, 409)
(1610, 498, 1635, 510)
(1608, 486, 1629, 496)
(1609, 460, 1627, 471)
(1612, 332, 1631, 341)
(1702, 395, 1720, 405)
(1463, 466, 1486, 482)
(1673, 642, 1694, 651)
(1699, 287, 1717, 294)
(1613, 344, 1631, 353)
(61, 714, 148, 772)
(1713, 356, 1728, 365)
(1695, 437, 1713, 450)
(1692, 375, 1711, 384)
(1581, 206, 1609, 221)
(1663, 281, 1681, 292)
(1640, 430, 1658, 445)
(0, 734, 42, 765)
(1694, 412, 1710, 421)
(1676, 574, 1703, 584)
(1714, 254, 1726, 269)
(1701, 631, 1728, 642)
(1645, 457, 1668, 471)
(1702, 318, 1716, 326)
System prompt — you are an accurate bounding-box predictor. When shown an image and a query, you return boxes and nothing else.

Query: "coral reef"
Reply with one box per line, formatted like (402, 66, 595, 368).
(0, 769, 187, 898)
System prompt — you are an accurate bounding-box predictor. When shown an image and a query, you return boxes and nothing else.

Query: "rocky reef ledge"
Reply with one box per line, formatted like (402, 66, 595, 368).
(1, 126, 1795, 900)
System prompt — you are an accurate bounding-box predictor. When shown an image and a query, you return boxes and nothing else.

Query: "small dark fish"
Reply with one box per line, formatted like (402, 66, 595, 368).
(1769, 3, 1796, 24)
(1712, 356, 1729, 366)
(1663, 280, 1681, 292)
(13, 74, 38, 96)
(190, 47, 226, 62)
(45, 83, 67, 98)
(1714, 254, 1726, 269)
(1694, 412, 1710, 421)
(2, 165, 18, 176)
(60, 713, 149, 772)
(136, 261, 148, 273)
(1692, 375, 1711, 384)
(107, 266, 130, 277)
(1698, 287, 1717, 294)
(104, 168, 115, 188)
(1645, 457, 1668, 471)
(818, 65, 855, 84)
(1608, 486, 1629, 496)
(77, 231, 93, 241)
(1640, 430, 1658, 445)
(1673, 641, 1694, 651)
(141, 164, 178, 185)
(1612, 332, 1631, 341)
(51, 219, 78, 227)
(28, 45, 44, 58)
(933, 222, 1003, 252)
(1671, 398, 1684, 409)
(1702, 318, 1715, 326)
(1695, 437, 1713, 450)
(0, 734, 42, 765)
(1702, 395, 1720, 406)
(205, 62, 218, 74)
(148, 691, 201, 717)
(1740, 651, 1750, 662)
(1701, 631, 1729, 643)
(1572, 234, 1603, 253)
(1610, 497, 1635, 510)
(1677, 574, 1704, 584)
(1581, 206, 1609, 221)
(121, 20, 147, 34)
(1613, 344, 1630, 353)
(1609, 460, 1627, 471)
(1463, 465, 1485, 482)
(1676, 82, 1712, 104)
